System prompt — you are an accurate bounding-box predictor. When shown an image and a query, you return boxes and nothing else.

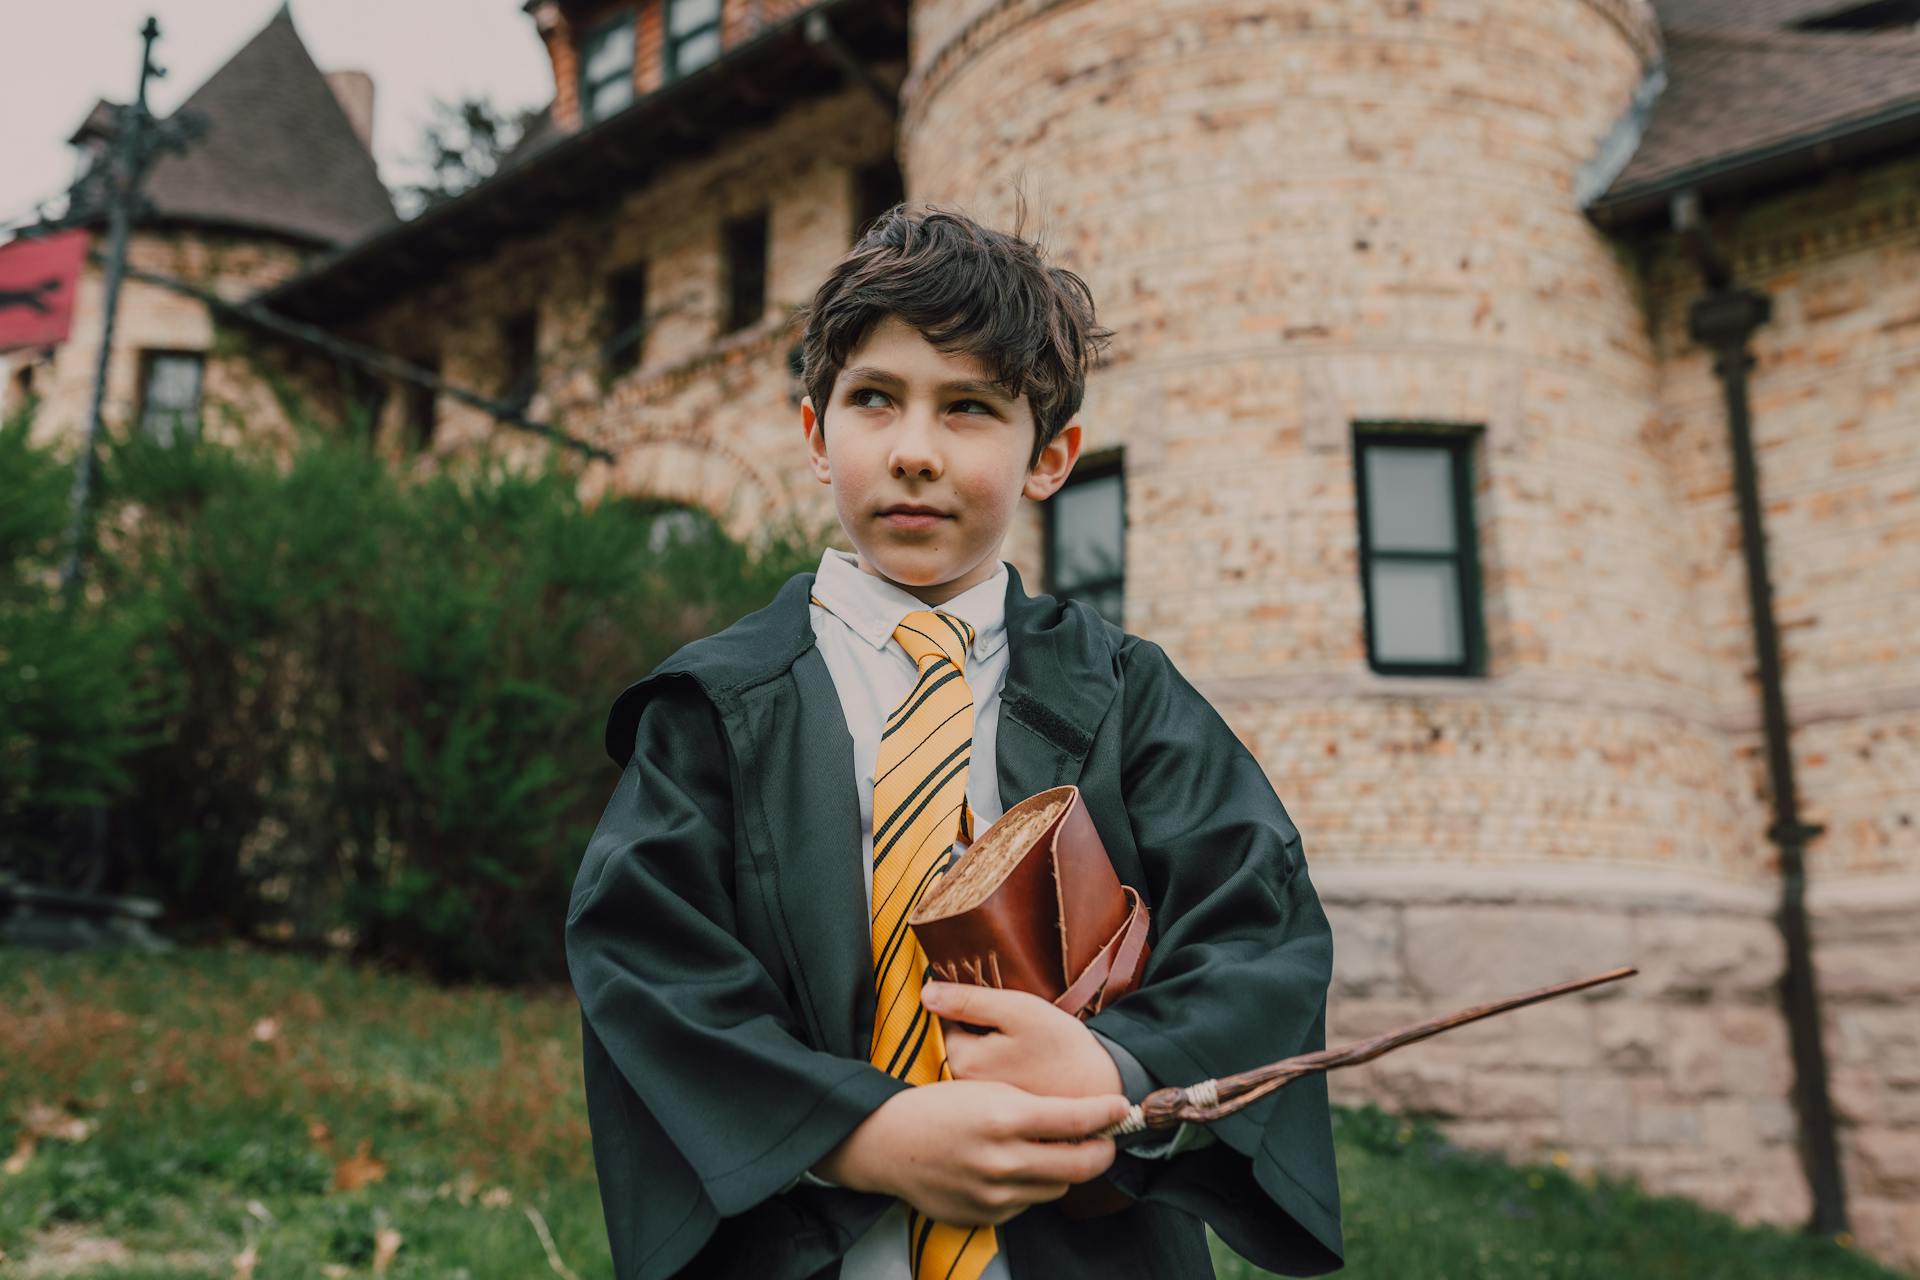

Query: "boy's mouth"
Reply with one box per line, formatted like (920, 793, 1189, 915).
(878, 503, 952, 529)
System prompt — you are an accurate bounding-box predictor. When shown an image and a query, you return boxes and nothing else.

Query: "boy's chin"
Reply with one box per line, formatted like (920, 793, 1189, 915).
(854, 543, 991, 595)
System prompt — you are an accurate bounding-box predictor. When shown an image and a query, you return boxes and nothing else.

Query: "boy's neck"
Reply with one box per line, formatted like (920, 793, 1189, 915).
(852, 551, 1002, 607)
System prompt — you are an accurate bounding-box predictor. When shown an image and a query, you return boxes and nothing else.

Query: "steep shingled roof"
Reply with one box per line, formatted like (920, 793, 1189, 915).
(1589, 1, 1920, 226)
(1613, 28, 1920, 193)
(135, 4, 396, 247)
(1650, 0, 1890, 32)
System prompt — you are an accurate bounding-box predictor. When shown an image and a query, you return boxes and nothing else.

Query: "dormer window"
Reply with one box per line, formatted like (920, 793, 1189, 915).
(664, 0, 722, 81)
(579, 13, 636, 124)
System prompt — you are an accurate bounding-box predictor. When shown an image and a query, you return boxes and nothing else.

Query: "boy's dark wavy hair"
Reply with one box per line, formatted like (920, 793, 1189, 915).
(794, 199, 1114, 472)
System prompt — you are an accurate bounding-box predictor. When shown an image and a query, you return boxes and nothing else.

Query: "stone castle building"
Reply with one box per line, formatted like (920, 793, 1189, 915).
(4, 0, 1917, 1265)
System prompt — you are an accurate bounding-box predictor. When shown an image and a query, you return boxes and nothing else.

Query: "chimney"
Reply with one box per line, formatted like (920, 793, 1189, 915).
(324, 70, 376, 153)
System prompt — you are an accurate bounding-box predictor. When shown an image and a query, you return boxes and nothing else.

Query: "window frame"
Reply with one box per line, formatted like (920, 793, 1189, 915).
(1042, 449, 1126, 627)
(1351, 422, 1486, 678)
(662, 0, 723, 83)
(135, 348, 205, 446)
(577, 11, 637, 124)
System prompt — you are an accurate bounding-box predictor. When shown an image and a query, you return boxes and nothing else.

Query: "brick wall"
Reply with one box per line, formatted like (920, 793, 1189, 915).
(896, 0, 1916, 1267)
(1645, 153, 1920, 1266)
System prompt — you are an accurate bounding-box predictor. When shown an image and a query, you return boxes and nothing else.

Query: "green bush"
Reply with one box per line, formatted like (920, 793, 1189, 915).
(0, 404, 170, 886)
(8, 403, 828, 982)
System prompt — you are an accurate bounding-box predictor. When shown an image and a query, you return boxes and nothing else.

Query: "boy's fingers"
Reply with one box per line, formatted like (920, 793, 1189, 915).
(923, 981, 1044, 1033)
(1015, 1092, 1131, 1141)
(1012, 1134, 1118, 1185)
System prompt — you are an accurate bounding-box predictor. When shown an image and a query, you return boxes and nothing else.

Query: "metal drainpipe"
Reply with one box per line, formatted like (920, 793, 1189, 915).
(1672, 190, 1849, 1236)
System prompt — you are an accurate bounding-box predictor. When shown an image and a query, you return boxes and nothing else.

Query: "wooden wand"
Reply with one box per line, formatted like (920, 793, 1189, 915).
(1098, 965, 1637, 1138)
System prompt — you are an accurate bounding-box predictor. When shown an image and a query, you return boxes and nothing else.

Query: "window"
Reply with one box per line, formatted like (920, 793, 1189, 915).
(579, 13, 636, 123)
(603, 262, 649, 380)
(1352, 426, 1485, 676)
(722, 210, 767, 333)
(136, 350, 204, 445)
(664, 0, 722, 81)
(341, 360, 389, 442)
(501, 310, 538, 409)
(405, 353, 439, 451)
(852, 157, 904, 244)
(1045, 454, 1125, 627)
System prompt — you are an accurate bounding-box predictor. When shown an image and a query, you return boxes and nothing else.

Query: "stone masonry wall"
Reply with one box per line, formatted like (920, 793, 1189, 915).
(18, 229, 311, 456)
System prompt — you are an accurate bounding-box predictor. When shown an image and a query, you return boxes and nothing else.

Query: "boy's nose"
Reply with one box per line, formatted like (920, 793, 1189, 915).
(889, 415, 943, 477)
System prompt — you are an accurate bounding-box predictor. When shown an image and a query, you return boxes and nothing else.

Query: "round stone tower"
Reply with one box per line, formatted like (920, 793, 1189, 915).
(901, 0, 1817, 1227)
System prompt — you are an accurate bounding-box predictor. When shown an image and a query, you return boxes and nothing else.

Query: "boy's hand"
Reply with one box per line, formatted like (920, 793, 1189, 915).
(921, 981, 1125, 1099)
(811, 1080, 1127, 1226)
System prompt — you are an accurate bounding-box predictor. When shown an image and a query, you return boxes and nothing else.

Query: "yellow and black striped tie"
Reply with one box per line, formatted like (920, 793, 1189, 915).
(854, 603, 997, 1280)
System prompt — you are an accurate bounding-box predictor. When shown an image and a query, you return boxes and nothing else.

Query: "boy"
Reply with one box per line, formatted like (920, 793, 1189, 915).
(567, 204, 1342, 1280)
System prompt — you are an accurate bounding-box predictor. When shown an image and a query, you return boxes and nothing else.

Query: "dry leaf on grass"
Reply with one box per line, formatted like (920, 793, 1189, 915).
(232, 1241, 259, 1280)
(22, 1100, 95, 1143)
(479, 1186, 513, 1209)
(331, 1137, 387, 1192)
(372, 1226, 403, 1274)
(4, 1101, 98, 1175)
(306, 1115, 333, 1151)
(250, 1017, 280, 1043)
(322, 1265, 350, 1279)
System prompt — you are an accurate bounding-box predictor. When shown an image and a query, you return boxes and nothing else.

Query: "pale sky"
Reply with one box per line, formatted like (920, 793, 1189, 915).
(0, 0, 554, 231)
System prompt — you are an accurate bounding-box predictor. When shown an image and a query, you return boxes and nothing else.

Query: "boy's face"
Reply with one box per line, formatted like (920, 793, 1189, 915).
(803, 314, 1081, 606)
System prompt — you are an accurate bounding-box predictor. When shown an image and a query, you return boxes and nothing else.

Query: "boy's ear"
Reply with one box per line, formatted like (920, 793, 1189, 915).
(802, 396, 830, 484)
(1022, 421, 1082, 502)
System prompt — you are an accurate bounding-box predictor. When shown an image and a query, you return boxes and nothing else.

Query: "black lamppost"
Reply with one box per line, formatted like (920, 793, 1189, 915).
(2, 16, 201, 951)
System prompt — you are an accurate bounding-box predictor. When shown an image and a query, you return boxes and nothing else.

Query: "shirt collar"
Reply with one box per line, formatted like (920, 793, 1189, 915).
(812, 546, 1009, 661)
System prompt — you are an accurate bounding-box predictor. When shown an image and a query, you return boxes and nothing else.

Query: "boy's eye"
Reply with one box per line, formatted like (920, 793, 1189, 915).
(848, 388, 995, 415)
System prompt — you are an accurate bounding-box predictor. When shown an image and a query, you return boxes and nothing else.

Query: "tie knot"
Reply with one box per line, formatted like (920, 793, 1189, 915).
(893, 609, 974, 672)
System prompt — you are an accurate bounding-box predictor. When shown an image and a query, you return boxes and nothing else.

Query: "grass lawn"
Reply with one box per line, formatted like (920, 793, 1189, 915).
(0, 946, 1901, 1279)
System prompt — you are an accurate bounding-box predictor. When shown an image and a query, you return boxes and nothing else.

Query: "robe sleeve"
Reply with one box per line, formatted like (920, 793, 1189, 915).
(1081, 637, 1344, 1275)
(567, 677, 911, 1278)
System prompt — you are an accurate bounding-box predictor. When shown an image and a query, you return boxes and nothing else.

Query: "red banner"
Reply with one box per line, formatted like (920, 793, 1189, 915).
(0, 228, 90, 353)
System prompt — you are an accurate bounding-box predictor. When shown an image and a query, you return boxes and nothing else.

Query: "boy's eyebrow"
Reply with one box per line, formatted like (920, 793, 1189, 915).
(842, 366, 1011, 399)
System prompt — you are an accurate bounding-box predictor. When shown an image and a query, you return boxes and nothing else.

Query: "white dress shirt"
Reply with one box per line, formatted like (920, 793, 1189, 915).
(789, 547, 1206, 1280)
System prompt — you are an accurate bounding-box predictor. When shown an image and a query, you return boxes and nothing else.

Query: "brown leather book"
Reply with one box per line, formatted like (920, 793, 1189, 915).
(907, 784, 1152, 1216)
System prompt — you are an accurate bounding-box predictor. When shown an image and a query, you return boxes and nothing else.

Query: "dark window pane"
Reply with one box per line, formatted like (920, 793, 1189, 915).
(723, 211, 767, 332)
(406, 355, 438, 450)
(1046, 462, 1125, 628)
(1051, 471, 1124, 590)
(853, 158, 904, 242)
(1369, 559, 1464, 664)
(138, 351, 203, 445)
(502, 310, 537, 407)
(1364, 445, 1455, 552)
(605, 263, 648, 378)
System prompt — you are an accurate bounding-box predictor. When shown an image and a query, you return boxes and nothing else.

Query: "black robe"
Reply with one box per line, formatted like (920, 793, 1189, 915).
(566, 564, 1343, 1279)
